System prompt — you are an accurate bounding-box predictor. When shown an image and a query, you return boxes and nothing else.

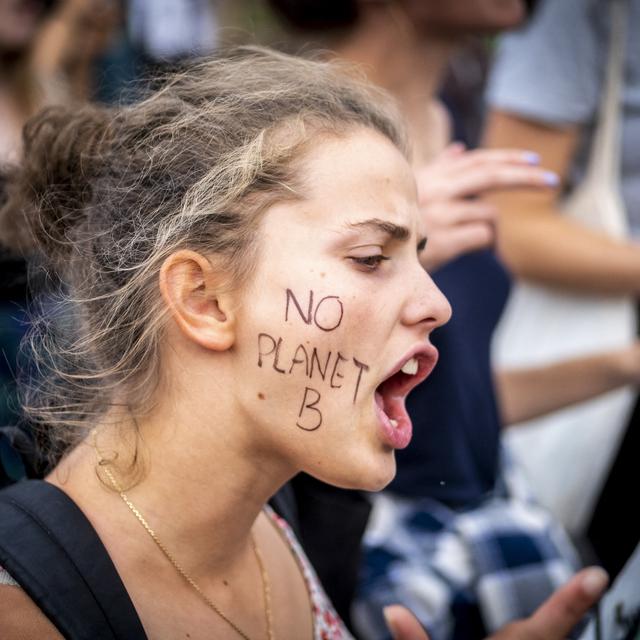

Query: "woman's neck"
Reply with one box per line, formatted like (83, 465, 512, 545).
(48, 385, 294, 582)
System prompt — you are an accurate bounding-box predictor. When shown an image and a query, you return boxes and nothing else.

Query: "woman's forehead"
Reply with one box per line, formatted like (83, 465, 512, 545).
(297, 129, 417, 216)
(260, 131, 421, 247)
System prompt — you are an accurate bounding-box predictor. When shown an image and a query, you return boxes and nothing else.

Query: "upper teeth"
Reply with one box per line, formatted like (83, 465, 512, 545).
(401, 358, 419, 375)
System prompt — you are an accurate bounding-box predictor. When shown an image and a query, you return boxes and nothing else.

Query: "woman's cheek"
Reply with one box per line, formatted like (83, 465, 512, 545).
(253, 285, 374, 432)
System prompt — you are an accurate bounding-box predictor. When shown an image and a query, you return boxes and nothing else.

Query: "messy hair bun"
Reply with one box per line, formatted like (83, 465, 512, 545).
(0, 105, 111, 268)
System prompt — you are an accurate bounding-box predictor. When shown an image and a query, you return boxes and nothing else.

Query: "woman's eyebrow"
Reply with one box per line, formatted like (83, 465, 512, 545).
(345, 218, 410, 241)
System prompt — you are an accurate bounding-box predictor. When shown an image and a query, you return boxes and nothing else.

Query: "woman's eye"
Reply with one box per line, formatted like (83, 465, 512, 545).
(349, 255, 390, 271)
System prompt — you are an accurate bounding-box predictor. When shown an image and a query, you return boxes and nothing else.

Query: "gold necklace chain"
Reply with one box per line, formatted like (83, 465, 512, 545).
(99, 462, 275, 640)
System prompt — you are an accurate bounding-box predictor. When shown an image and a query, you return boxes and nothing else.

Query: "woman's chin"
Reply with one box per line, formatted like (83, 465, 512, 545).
(318, 452, 397, 493)
(362, 465, 396, 492)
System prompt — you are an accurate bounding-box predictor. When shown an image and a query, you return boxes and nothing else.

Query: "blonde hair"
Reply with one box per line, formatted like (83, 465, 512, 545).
(0, 47, 407, 466)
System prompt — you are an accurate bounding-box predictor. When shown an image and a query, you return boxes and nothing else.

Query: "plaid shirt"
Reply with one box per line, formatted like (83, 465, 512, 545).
(353, 454, 581, 640)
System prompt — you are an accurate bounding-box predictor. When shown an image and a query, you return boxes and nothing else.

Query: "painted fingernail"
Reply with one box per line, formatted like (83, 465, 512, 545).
(581, 567, 608, 597)
(523, 151, 540, 165)
(544, 171, 560, 186)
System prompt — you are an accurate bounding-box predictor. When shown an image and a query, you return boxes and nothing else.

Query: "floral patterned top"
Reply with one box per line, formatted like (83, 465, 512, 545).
(0, 506, 354, 639)
(265, 506, 354, 639)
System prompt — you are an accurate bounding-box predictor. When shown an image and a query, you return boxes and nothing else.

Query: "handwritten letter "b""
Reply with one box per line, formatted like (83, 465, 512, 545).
(296, 387, 323, 431)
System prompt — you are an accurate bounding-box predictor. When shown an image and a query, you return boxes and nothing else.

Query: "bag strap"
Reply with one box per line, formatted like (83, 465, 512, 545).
(0, 480, 147, 640)
(581, 0, 628, 233)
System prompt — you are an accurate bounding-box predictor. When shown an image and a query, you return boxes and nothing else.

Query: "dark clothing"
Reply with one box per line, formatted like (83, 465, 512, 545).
(0, 249, 29, 428)
(0, 480, 147, 639)
(390, 250, 510, 507)
(289, 473, 372, 630)
(588, 401, 640, 580)
(0, 251, 28, 303)
(587, 303, 640, 580)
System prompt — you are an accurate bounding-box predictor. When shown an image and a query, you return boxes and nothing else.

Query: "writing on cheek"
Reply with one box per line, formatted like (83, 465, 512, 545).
(258, 288, 371, 431)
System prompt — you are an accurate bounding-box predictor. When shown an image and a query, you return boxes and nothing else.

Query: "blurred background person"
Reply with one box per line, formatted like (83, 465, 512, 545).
(484, 0, 640, 582)
(0, 0, 121, 165)
(0, 0, 57, 165)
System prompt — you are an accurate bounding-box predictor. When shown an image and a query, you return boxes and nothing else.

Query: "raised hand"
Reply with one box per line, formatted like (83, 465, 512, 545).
(416, 143, 559, 271)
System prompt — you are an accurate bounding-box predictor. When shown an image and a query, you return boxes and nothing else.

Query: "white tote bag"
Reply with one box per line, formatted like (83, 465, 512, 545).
(492, 0, 636, 536)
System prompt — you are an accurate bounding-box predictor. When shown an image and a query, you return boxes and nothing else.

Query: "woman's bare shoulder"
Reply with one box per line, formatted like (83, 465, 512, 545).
(0, 585, 63, 639)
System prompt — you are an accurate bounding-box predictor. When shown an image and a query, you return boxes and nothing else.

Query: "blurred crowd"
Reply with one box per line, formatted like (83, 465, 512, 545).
(0, 1, 638, 639)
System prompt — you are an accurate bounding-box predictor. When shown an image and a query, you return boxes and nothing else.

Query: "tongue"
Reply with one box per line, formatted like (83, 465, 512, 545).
(375, 387, 401, 425)
(374, 388, 412, 449)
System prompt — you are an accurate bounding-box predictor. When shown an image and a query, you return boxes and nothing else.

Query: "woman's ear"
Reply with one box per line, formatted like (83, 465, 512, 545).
(159, 250, 236, 351)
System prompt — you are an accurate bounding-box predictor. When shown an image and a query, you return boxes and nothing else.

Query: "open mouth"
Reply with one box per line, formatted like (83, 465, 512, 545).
(374, 346, 438, 449)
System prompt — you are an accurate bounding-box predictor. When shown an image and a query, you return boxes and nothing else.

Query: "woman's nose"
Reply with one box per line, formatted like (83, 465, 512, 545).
(403, 271, 452, 331)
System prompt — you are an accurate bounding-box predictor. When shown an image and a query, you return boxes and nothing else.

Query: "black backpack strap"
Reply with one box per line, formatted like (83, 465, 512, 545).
(0, 480, 147, 640)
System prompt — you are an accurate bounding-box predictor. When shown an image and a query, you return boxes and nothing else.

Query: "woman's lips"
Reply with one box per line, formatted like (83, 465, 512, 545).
(374, 344, 439, 449)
